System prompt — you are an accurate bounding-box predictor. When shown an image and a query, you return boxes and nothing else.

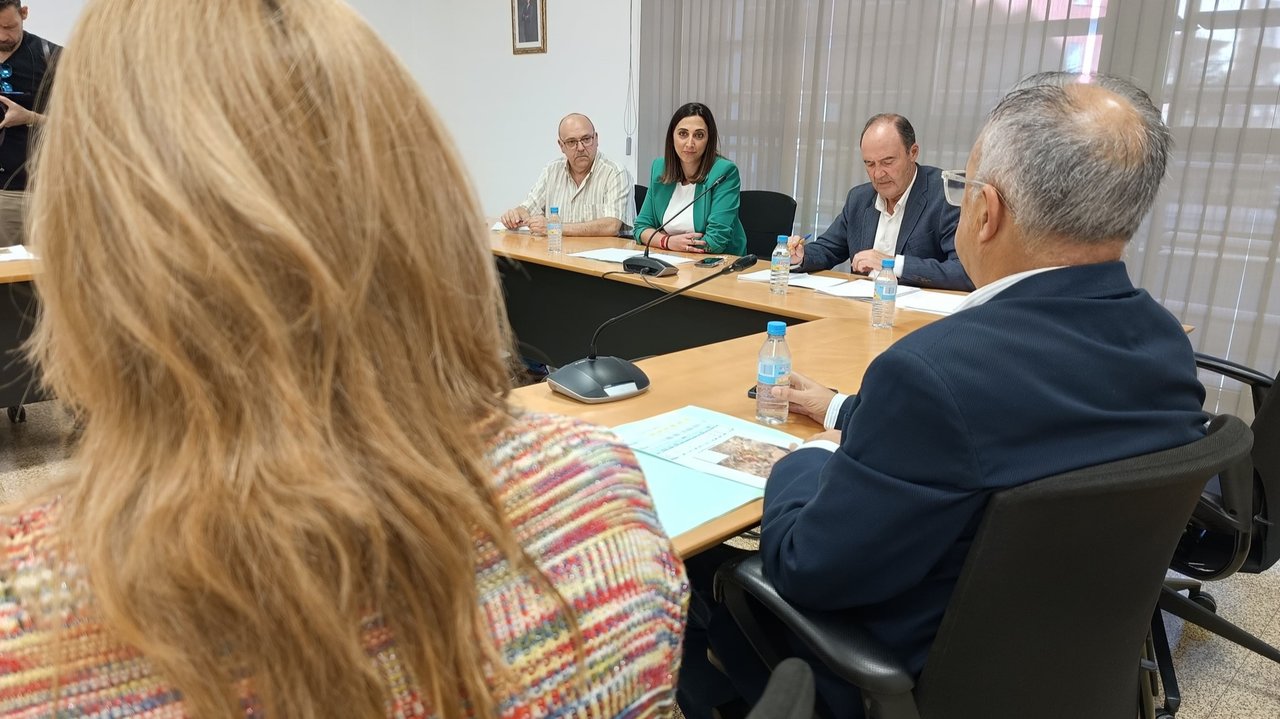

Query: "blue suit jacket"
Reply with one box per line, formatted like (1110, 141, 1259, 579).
(798, 165, 972, 290)
(758, 263, 1206, 714)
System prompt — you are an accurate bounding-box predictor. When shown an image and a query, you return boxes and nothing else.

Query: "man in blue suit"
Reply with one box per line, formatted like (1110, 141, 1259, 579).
(678, 73, 1209, 718)
(787, 114, 973, 290)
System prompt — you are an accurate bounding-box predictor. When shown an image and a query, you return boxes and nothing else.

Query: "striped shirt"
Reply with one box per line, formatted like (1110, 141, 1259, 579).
(518, 152, 634, 230)
(0, 412, 687, 717)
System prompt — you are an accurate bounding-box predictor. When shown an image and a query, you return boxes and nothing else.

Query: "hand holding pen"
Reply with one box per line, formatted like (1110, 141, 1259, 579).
(785, 233, 813, 266)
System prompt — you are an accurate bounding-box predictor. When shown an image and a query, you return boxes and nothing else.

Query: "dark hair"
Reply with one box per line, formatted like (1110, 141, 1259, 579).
(0, 1, 22, 13)
(861, 113, 916, 151)
(660, 102, 719, 184)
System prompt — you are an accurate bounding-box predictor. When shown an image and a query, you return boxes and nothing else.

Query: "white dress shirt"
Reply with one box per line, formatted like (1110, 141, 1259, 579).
(871, 168, 919, 277)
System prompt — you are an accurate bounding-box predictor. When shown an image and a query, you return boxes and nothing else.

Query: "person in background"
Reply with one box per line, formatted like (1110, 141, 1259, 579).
(787, 114, 973, 290)
(634, 102, 747, 255)
(682, 72, 1207, 716)
(499, 112, 633, 237)
(0, 0, 59, 246)
(0, 1, 687, 717)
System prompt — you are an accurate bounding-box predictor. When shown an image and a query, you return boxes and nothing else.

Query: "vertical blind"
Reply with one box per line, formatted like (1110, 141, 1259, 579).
(640, 0, 1280, 419)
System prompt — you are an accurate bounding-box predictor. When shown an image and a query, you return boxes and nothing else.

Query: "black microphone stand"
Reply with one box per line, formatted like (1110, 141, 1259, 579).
(547, 254, 759, 403)
(623, 174, 728, 277)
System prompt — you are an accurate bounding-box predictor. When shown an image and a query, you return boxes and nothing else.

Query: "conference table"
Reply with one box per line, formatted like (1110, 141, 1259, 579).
(510, 314, 939, 556)
(490, 231, 921, 367)
(0, 256, 42, 418)
(498, 231, 951, 555)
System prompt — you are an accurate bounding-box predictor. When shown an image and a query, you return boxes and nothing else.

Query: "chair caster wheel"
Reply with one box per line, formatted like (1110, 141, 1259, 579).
(6, 405, 25, 423)
(1189, 590, 1217, 613)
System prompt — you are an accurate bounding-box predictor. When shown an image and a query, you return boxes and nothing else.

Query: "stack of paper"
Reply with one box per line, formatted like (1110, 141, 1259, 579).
(0, 245, 35, 263)
(569, 247, 694, 265)
(896, 290, 968, 315)
(815, 278, 920, 300)
(736, 269, 853, 291)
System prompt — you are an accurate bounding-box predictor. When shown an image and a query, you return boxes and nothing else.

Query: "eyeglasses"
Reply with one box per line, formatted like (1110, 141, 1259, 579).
(560, 133, 596, 150)
(941, 169, 1013, 213)
(0, 64, 12, 94)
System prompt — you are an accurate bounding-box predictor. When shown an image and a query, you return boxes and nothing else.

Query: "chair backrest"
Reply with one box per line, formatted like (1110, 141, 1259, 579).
(1174, 358, 1279, 577)
(1244, 368, 1280, 572)
(914, 415, 1253, 719)
(738, 190, 797, 258)
(635, 184, 647, 215)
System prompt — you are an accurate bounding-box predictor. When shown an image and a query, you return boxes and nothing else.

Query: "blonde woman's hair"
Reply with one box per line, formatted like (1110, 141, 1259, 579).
(28, 0, 572, 715)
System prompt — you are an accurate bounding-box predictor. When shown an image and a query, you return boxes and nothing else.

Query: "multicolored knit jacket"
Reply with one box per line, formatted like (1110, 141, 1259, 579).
(0, 412, 688, 717)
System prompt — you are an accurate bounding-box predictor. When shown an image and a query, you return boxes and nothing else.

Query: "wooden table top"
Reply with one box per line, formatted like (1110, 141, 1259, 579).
(489, 230, 957, 324)
(0, 259, 35, 284)
(510, 315, 929, 556)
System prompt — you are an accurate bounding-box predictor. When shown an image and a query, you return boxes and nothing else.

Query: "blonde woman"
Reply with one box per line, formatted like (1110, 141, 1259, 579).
(0, 0, 687, 716)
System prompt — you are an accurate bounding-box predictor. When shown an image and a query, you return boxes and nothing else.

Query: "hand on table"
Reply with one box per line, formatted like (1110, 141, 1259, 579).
(781, 371, 837, 424)
(786, 235, 806, 265)
(852, 249, 892, 274)
(499, 207, 529, 230)
(664, 232, 706, 253)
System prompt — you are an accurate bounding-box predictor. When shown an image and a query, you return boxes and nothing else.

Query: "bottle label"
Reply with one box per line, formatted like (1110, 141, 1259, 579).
(758, 360, 791, 385)
(875, 285, 897, 301)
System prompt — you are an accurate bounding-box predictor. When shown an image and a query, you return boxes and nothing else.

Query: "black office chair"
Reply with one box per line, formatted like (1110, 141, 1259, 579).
(1150, 353, 1280, 717)
(715, 415, 1253, 719)
(746, 658, 816, 719)
(739, 190, 797, 258)
(635, 184, 648, 215)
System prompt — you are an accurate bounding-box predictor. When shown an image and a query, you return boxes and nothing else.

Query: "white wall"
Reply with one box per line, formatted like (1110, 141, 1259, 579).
(26, 1, 85, 45)
(30, 1, 641, 218)
(350, 0, 642, 217)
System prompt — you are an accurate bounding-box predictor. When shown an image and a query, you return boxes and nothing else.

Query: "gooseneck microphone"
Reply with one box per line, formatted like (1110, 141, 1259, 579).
(547, 254, 759, 403)
(622, 173, 729, 277)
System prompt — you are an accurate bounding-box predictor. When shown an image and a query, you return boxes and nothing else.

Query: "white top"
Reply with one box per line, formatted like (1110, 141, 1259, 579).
(661, 182, 698, 235)
(871, 167, 919, 277)
(518, 151, 634, 229)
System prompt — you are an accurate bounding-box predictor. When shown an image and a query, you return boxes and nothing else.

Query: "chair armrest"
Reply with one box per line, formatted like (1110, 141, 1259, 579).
(1196, 353, 1274, 414)
(715, 554, 917, 697)
(1195, 353, 1274, 389)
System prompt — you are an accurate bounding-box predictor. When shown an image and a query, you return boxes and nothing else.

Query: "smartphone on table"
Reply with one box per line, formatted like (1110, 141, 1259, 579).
(697, 257, 725, 268)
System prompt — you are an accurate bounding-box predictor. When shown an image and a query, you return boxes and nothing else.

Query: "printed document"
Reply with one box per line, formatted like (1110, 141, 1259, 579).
(614, 405, 796, 490)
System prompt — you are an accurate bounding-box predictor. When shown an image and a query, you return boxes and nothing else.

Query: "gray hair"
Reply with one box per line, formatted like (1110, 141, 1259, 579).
(975, 71, 1172, 244)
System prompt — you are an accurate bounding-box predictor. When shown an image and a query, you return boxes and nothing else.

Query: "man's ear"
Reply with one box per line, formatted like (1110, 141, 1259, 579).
(974, 183, 1006, 244)
(19, 6, 27, 20)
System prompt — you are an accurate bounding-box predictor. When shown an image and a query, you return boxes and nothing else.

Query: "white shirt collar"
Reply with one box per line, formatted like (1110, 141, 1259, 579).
(873, 164, 918, 216)
(955, 266, 1066, 312)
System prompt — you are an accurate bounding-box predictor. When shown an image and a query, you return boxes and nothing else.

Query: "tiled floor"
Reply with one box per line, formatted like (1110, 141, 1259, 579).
(2, 400, 1278, 717)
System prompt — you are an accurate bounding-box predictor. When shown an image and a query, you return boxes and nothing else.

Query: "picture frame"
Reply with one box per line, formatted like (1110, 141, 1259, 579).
(511, 0, 547, 55)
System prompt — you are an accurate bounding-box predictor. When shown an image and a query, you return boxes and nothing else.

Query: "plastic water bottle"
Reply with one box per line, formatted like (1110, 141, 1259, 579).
(769, 235, 790, 295)
(546, 206, 563, 254)
(872, 258, 897, 329)
(756, 321, 791, 425)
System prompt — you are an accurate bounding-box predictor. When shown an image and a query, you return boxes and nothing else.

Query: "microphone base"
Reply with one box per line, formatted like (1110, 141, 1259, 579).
(546, 356, 651, 404)
(622, 256, 678, 277)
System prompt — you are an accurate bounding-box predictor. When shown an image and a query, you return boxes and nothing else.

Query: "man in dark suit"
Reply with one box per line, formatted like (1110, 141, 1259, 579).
(678, 73, 1209, 718)
(787, 114, 972, 290)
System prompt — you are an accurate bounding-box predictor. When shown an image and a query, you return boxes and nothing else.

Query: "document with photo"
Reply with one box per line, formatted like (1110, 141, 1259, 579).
(614, 405, 796, 489)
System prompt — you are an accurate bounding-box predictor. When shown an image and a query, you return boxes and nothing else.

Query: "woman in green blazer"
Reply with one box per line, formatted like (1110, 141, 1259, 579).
(634, 103, 748, 256)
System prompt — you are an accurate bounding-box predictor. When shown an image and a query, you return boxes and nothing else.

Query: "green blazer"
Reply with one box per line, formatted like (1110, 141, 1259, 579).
(634, 156, 748, 255)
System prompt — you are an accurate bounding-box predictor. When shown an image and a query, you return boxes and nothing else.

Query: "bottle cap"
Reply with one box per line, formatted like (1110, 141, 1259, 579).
(776, 235, 788, 244)
(549, 207, 559, 213)
(767, 321, 786, 336)
(881, 258, 894, 268)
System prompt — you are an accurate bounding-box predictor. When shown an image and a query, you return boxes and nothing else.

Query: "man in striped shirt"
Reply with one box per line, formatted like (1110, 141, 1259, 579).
(500, 113, 633, 237)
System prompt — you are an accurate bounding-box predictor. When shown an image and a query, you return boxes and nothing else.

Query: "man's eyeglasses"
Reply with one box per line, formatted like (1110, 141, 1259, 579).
(560, 133, 596, 150)
(0, 64, 13, 94)
(941, 169, 1012, 212)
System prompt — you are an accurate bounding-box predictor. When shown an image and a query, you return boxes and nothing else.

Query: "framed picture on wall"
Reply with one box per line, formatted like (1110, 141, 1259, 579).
(512, 0, 546, 55)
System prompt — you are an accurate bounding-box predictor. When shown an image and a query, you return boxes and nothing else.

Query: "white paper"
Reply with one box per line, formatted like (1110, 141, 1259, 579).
(569, 247, 695, 265)
(0, 245, 35, 262)
(614, 405, 797, 490)
(896, 290, 967, 315)
(490, 222, 531, 233)
(737, 269, 851, 290)
(815, 278, 920, 299)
